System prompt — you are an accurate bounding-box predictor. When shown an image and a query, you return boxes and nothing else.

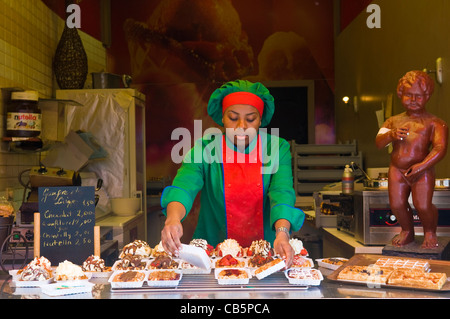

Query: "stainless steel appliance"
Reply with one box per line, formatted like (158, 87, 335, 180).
(14, 166, 82, 243)
(354, 190, 450, 245)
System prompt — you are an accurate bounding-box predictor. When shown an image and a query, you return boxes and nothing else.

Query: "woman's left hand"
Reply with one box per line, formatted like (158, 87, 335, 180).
(274, 232, 294, 269)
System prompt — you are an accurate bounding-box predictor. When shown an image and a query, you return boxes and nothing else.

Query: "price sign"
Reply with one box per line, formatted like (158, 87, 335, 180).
(37, 186, 96, 265)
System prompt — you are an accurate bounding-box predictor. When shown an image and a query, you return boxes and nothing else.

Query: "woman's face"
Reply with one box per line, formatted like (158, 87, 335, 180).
(222, 104, 262, 148)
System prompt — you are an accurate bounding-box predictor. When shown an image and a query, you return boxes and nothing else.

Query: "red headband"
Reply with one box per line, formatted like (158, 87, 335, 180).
(222, 91, 264, 116)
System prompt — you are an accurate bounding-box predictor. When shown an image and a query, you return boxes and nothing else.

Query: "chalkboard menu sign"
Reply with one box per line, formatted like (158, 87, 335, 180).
(38, 186, 95, 265)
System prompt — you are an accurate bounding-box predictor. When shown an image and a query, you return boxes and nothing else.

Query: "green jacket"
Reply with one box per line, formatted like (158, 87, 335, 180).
(161, 131, 304, 247)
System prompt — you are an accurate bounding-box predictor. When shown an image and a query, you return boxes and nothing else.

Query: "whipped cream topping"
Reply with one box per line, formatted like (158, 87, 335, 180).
(55, 260, 86, 280)
(122, 240, 151, 257)
(289, 238, 304, 255)
(20, 256, 52, 281)
(218, 239, 242, 257)
(154, 241, 166, 254)
(249, 240, 271, 256)
(27, 256, 52, 271)
(82, 255, 106, 272)
(189, 238, 209, 250)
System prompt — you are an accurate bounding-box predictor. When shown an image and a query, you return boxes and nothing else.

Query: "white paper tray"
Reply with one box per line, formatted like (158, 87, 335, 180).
(285, 268, 323, 286)
(215, 268, 251, 285)
(108, 270, 147, 288)
(85, 269, 113, 279)
(13, 277, 54, 287)
(316, 257, 349, 270)
(292, 257, 315, 269)
(180, 261, 212, 275)
(146, 269, 182, 287)
(255, 259, 286, 280)
(54, 272, 92, 282)
(179, 244, 211, 270)
(41, 282, 95, 297)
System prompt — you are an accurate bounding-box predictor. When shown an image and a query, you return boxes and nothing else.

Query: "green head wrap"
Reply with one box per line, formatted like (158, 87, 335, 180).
(207, 80, 275, 127)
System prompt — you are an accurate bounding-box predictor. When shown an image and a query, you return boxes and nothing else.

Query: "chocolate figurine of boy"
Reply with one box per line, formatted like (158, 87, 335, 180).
(376, 70, 448, 249)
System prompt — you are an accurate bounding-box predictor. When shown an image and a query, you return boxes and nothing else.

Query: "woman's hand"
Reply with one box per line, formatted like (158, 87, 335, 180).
(160, 202, 185, 256)
(274, 231, 294, 269)
(161, 219, 183, 256)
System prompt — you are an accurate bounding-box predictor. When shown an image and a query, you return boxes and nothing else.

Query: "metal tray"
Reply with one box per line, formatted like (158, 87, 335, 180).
(110, 272, 310, 293)
(327, 254, 450, 292)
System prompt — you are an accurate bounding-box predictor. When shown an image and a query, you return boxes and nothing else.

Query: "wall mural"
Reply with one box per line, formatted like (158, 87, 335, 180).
(106, 0, 336, 180)
(45, 0, 336, 180)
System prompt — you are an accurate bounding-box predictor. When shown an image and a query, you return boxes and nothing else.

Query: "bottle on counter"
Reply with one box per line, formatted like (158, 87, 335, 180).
(6, 90, 41, 138)
(342, 164, 354, 194)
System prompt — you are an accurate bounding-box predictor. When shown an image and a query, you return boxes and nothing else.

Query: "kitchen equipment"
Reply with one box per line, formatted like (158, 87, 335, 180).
(111, 197, 141, 216)
(313, 191, 353, 230)
(17, 165, 81, 224)
(92, 72, 132, 89)
(29, 165, 79, 189)
(354, 189, 450, 245)
(13, 165, 84, 245)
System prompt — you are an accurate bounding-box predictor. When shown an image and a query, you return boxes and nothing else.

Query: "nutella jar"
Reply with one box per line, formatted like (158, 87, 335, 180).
(6, 91, 41, 137)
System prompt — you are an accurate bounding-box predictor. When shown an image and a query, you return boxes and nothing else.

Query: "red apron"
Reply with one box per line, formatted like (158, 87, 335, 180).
(222, 135, 264, 247)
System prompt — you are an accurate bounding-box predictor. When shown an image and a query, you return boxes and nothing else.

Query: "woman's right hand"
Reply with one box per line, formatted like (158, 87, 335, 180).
(160, 202, 186, 256)
(161, 219, 183, 256)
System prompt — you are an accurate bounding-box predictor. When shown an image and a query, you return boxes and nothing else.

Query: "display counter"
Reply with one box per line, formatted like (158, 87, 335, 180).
(1, 269, 449, 299)
(321, 227, 383, 258)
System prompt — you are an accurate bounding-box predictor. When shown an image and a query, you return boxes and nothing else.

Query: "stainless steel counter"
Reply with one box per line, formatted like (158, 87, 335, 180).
(2, 268, 450, 300)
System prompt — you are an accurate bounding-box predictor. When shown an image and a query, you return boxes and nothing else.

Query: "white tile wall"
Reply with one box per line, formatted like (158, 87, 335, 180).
(0, 0, 106, 204)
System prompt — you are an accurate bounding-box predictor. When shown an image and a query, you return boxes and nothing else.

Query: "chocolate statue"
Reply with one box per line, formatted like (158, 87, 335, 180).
(376, 70, 448, 249)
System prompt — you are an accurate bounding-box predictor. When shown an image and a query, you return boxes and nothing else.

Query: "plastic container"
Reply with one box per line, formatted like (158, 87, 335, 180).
(178, 244, 211, 270)
(342, 164, 354, 194)
(291, 256, 315, 269)
(109, 270, 147, 288)
(6, 91, 41, 137)
(146, 269, 182, 287)
(316, 257, 349, 270)
(41, 281, 94, 297)
(285, 268, 323, 286)
(254, 259, 286, 280)
(216, 268, 251, 285)
(13, 276, 54, 288)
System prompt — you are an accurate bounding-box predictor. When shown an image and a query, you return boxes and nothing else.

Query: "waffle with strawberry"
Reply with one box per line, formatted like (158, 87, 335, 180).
(215, 254, 245, 268)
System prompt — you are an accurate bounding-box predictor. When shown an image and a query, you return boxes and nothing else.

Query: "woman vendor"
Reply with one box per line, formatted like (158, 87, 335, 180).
(160, 80, 305, 268)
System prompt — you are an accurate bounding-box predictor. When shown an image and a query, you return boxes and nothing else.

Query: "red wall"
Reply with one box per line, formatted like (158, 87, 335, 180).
(340, 0, 373, 31)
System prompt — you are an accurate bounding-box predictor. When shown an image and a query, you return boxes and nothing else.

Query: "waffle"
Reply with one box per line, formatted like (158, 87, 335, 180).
(217, 269, 248, 280)
(337, 265, 393, 283)
(387, 270, 447, 290)
(374, 257, 429, 272)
